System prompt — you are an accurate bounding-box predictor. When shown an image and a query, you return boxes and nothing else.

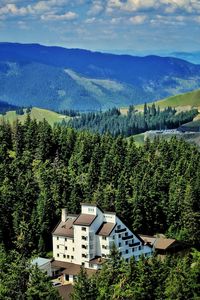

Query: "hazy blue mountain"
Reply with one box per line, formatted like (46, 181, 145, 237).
(0, 42, 200, 111)
(0, 99, 19, 114)
(171, 51, 200, 65)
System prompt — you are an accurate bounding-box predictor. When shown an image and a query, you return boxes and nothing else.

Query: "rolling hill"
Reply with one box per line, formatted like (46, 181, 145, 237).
(0, 107, 69, 126)
(133, 88, 200, 112)
(1, 43, 200, 111)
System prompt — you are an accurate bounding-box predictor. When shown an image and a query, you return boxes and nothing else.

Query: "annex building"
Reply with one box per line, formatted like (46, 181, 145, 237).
(51, 203, 153, 282)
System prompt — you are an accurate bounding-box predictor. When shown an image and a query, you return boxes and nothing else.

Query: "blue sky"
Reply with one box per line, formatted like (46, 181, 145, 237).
(0, 0, 200, 53)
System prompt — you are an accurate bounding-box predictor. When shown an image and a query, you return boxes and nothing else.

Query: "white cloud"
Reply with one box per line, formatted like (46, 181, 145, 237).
(41, 11, 78, 21)
(85, 17, 96, 23)
(107, 0, 157, 12)
(17, 20, 29, 29)
(194, 16, 200, 23)
(129, 15, 147, 24)
(0, 4, 30, 16)
(87, 1, 104, 16)
(107, 0, 200, 13)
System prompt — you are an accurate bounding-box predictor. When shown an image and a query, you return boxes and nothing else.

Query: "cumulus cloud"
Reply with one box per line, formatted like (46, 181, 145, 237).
(0, 4, 30, 16)
(129, 15, 147, 24)
(41, 11, 78, 21)
(87, 1, 104, 16)
(85, 17, 96, 23)
(107, 0, 200, 13)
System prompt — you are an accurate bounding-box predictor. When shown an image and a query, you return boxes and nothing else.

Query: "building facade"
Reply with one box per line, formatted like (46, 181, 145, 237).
(52, 203, 152, 274)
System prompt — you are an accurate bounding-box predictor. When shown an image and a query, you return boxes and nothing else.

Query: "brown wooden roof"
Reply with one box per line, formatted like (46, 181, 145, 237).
(96, 222, 116, 236)
(139, 235, 177, 250)
(52, 218, 75, 237)
(155, 238, 176, 250)
(73, 214, 97, 226)
(51, 260, 96, 276)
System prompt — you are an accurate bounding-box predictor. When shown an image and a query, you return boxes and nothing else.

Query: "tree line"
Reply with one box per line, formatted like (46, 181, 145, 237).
(66, 104, 198, 136)
(72, 246, 200, 300)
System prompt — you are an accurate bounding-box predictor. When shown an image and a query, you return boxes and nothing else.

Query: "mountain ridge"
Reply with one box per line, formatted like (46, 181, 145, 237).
(1, 43, 200, 111)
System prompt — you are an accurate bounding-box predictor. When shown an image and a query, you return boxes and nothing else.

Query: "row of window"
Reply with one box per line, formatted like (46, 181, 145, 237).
(57, 253, 74, 259)
(56, 237, 74, 243)
(119, 245, 144, 256)
(57, 245, 75, 251)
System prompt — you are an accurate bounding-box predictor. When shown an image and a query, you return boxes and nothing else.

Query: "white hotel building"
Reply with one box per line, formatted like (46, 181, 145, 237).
(52, 203, 153, 282)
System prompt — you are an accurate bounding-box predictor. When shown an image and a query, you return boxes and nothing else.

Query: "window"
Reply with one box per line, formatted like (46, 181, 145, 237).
(88, 208, 94, 212)
(82, 254, 86, 258)
(67, 255, 70, 259)
(82, 262, 85, 266)
(82, 236, 87, 240)
(63, 254, 66, 258)
(57, 245, 59, 249)
(72, 239, 74, 243)
(65, 238, 67, 241)
(57, 254, 59, 257)
(82, 227, 86, 231)
(65, 246, 67, 250)
(57, 237, 59, 240)
(119, 242, 121, 247)
(113, 235, 115, 239)
(71, 256, 74, 259)
(102, 245, 107, 249)
(82, 245, 87, 249)
(126, 258, 129, 262)
(102, 254, 106, 258)
(117, 225, 121, 230)
(125, 232, 128, 237)
(132, 248, 135, 252)
(125, 241, 128, 245)
(139, 246, 141, 250)
(90, 245, 93, 249)
(102, 236, 107, 240)
(73, 247, 75, 251)
(118, 234, 121, 238)
(89, 264, 93, 268)
(126, 249, 129, 254)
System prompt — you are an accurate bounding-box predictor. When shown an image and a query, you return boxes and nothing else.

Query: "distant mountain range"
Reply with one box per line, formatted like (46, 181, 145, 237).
(171, 51, 200, 65)
(1, 42, 200, 111)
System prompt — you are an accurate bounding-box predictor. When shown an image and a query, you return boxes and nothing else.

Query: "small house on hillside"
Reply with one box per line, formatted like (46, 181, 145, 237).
(139, 235, 186, 256)
(31, 257, 52, 277)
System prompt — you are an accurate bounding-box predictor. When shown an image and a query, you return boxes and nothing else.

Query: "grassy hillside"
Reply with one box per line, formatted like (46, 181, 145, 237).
(134, 89, 200, 112)
(0, 107, 69, 126)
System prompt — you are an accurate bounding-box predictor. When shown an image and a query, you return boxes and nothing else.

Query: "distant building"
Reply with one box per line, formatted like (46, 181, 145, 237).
(139, 235, 186, 256)
(51, 203, 153, 282)
(31, 257, 52, 277)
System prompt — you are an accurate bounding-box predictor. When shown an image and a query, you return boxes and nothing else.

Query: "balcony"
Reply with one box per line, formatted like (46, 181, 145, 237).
(115, 228, 126, 233)
(122, 235, 133, 240)
(129, 242, 140, 247)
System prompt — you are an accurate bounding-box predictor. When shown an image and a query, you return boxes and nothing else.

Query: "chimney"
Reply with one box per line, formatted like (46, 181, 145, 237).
(61, 208, 68, 222)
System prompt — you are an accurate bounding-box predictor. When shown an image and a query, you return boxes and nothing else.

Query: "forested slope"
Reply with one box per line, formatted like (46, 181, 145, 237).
(0, 116, 199, 256)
